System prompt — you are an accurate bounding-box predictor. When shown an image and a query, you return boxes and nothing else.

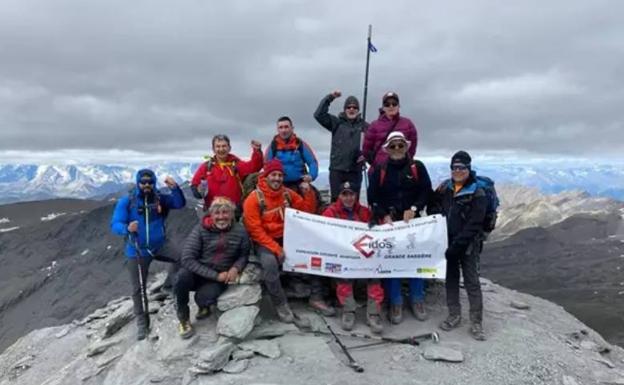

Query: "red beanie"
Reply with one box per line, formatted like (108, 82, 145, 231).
(262, 159, 284, 177)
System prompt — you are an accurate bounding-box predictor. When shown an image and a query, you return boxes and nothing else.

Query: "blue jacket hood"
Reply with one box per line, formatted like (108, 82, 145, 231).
(135, 169, 158, 190)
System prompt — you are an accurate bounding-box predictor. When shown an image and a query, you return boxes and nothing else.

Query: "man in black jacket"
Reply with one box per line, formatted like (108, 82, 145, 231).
(367, 131, 433, 324)
(314, 90, 368, 201)
(433, 151, 487, 341)
(175, 197, 250, 338)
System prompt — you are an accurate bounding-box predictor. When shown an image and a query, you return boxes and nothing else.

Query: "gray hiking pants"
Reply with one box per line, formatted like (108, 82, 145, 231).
(445, 246, 483, 323)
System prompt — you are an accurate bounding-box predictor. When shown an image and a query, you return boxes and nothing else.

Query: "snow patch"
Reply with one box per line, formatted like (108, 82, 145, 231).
(41, 212, 67, 221)
(106, 245, 112, 250)
(81, 249, 89, 256)
(0, 218, 10, 224)
(0, 226, 20, 233)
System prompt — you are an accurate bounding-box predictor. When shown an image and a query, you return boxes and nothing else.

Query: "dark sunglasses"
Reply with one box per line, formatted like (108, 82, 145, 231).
(451, 165, 468, 171)
(345, 105, 359, 110)
(139, 179, 155, 186)
(383, 102, 398, 108)
(388, 143, 406, 150)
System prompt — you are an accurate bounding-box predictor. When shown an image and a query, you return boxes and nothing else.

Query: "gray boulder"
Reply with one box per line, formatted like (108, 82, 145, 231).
(423, 346, 464, 363)
(217, 284, 262, 312)
(216, 306, 259, 340)
(192, 342, 236, 373)
(238, 339, 281, 359)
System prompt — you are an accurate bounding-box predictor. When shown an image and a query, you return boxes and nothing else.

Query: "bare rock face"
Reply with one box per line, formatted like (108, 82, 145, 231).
(217, 284, 262, 312)
(423, 346, 464, 363)
(216, 305, 259, 340)
(238, 339, 281, 359)
(191, 342, 236, 374)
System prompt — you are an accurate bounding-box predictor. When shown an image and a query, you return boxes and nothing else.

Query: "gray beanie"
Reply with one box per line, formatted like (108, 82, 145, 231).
(343, 96, 360, 110)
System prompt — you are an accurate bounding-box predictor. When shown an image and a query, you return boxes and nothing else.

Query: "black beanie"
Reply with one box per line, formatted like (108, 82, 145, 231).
(451, 150, 472, 168)
(343, 96, 360, 110)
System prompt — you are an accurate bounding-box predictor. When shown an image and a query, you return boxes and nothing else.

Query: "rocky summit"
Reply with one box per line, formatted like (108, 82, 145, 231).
(1, 273, 623, 385)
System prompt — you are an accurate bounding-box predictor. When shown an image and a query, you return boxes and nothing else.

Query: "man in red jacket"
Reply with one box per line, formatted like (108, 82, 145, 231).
(191, 134, 263, 213)
(322, 181, 384, 333)
(362, 92, 418, 167)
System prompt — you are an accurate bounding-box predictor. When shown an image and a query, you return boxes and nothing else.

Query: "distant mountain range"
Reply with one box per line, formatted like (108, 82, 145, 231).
(1, 161, 623, 204)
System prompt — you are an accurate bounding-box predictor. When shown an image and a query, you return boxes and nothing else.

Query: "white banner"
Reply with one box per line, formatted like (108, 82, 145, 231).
(283, 208, 447, 279)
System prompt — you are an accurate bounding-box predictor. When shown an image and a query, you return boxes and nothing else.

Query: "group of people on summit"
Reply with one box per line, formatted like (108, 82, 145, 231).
(111, 90, 489, 343)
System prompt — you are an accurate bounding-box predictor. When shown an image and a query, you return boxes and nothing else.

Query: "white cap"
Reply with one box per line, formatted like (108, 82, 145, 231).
(383, 131, 411, 148)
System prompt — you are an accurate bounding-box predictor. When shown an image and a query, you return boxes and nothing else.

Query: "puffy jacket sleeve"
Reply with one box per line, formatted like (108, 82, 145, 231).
(406, 119, 418, 158)
(238, 149, 263, 178)
(450, 189, 487, 251)
(161, 186, 186, 209)
(181, 224, 219, 280)
(301, 141, 319, 181)
(366, 166, 387, 220)
(110, 197, 130, 236)
(191, 162, 207, 187)
(314, 94, 340, 132)
(291, 189, 316, 214)
(362, 122, 378, 165)
(413, 161, 432, 212)
(321, 206, 335, 218)
(233, 226, 251, 272)
(242, 193, 283, 256)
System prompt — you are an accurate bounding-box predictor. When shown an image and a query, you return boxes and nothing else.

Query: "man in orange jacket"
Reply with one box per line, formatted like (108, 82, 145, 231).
(243, 159, 335, 322)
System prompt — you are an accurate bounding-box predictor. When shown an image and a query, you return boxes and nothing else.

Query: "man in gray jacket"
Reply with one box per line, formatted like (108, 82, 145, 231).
(314, 90, 368, 201)
(175, 197, 250, 338)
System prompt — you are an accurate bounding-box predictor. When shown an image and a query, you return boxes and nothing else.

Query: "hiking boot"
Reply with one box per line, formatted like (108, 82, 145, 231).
(178, 320, 194, 339)
(195, 307, 211, 320)
(439, 314, 462, 331)
(341, 311, 355, 331)
(411, 302, 428, 321)
(367, 313, 383, 334)
(470, 322, 486, 341)
(388, 304, 403, 325)
(309, 298, 336, 317)
(275, 303, 295, 323)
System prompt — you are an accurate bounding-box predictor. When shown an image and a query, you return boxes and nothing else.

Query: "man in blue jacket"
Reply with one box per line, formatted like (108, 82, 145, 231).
(110, 169, 186, 340)
(265, 116, 319, 194)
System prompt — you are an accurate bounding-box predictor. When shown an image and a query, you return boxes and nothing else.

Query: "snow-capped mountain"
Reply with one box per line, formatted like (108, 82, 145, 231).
(0, 161, 623, 204)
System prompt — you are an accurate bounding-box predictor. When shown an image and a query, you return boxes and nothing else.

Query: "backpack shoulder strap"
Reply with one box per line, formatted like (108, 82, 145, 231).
(378, 162, 388, 186)
(409, 160, 419, 181)
(283, 190, 292, 207)
(254, 189, 265, 215)
(270, 138, 278, 156)
(204, 158, 214, 172)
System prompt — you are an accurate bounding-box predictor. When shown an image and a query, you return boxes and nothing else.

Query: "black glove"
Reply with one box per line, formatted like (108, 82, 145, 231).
(190, 185, 203, 200)
(368, 217, 377, 229)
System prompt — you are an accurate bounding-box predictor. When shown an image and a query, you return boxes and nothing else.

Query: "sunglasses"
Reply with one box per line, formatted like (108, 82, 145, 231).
(451, 165, 468, 171)
(139, 179, 155, 186)
(387, 143, 406, 150)
(345, 105, 359, 110)
(383, 102, 398, 108)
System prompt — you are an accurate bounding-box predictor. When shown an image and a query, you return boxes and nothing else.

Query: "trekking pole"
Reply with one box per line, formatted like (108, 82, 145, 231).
(129, 232, 149, 317)
(316, 312, 364, 373)
(347, 331, 440, 350)
(360, 24, 373, 192)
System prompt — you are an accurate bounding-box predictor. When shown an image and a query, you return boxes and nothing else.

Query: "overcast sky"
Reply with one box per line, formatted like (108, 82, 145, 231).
(1, 0, 623, 164)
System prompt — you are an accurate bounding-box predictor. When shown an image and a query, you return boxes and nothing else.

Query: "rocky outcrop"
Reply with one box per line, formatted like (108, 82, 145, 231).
(1, 278, 624, 385)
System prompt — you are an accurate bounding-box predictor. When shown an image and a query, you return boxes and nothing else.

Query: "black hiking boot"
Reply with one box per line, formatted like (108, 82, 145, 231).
(136, 315, 150, 341)
(195, 307, 211, 320)
(470, 322, 486, 341)
(439, 314, 461, 331)
(388, 304, 403, 325)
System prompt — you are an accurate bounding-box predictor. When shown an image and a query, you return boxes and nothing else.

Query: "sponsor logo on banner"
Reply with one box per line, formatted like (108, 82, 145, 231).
(310, 256, 322, 270)
(324, 263, 342, 273)
(417, 268, 438, 274)
(352, 234, 394, 258)
(293, 263, 308, 269)
(375, 264, 391, 274)
(344, 266, 374, 272)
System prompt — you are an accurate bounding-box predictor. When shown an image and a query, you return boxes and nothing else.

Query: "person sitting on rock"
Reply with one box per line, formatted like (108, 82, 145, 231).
(432, 150, 487, 341)
(322, 181, 384, 333)
(367, 131, 432, 325)
(175, 196, 250, 339)
(243, 159, 335, 323)
(110, 169, 186, 340)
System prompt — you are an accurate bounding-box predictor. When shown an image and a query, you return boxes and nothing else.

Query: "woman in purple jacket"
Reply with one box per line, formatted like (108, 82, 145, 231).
(362, 92, 418, 167)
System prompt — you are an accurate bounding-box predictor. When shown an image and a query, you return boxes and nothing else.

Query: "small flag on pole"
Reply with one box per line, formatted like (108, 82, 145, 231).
(368, 41, 377, 53)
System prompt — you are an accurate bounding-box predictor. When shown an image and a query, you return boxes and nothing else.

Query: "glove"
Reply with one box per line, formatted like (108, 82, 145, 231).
(190, 185, 203, 200)
(368, 217, 377, 229)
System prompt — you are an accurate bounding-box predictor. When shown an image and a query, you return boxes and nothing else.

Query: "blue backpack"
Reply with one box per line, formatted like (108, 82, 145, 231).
(474, 176, 499, 233)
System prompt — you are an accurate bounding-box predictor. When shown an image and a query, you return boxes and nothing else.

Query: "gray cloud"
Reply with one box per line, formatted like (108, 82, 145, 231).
(1, 0, 623, 162)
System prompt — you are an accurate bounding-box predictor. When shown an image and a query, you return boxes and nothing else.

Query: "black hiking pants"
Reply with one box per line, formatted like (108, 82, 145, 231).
(127, 240, 180, 324)
(174, 268, 227, 321)
(329, 169, 362, 202)
(445, 245, 483, 323)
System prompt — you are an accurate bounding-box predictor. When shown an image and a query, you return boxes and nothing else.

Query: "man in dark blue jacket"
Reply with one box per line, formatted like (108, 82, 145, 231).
(110, 169, 186, 340)
(433, 151, 487, 341)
